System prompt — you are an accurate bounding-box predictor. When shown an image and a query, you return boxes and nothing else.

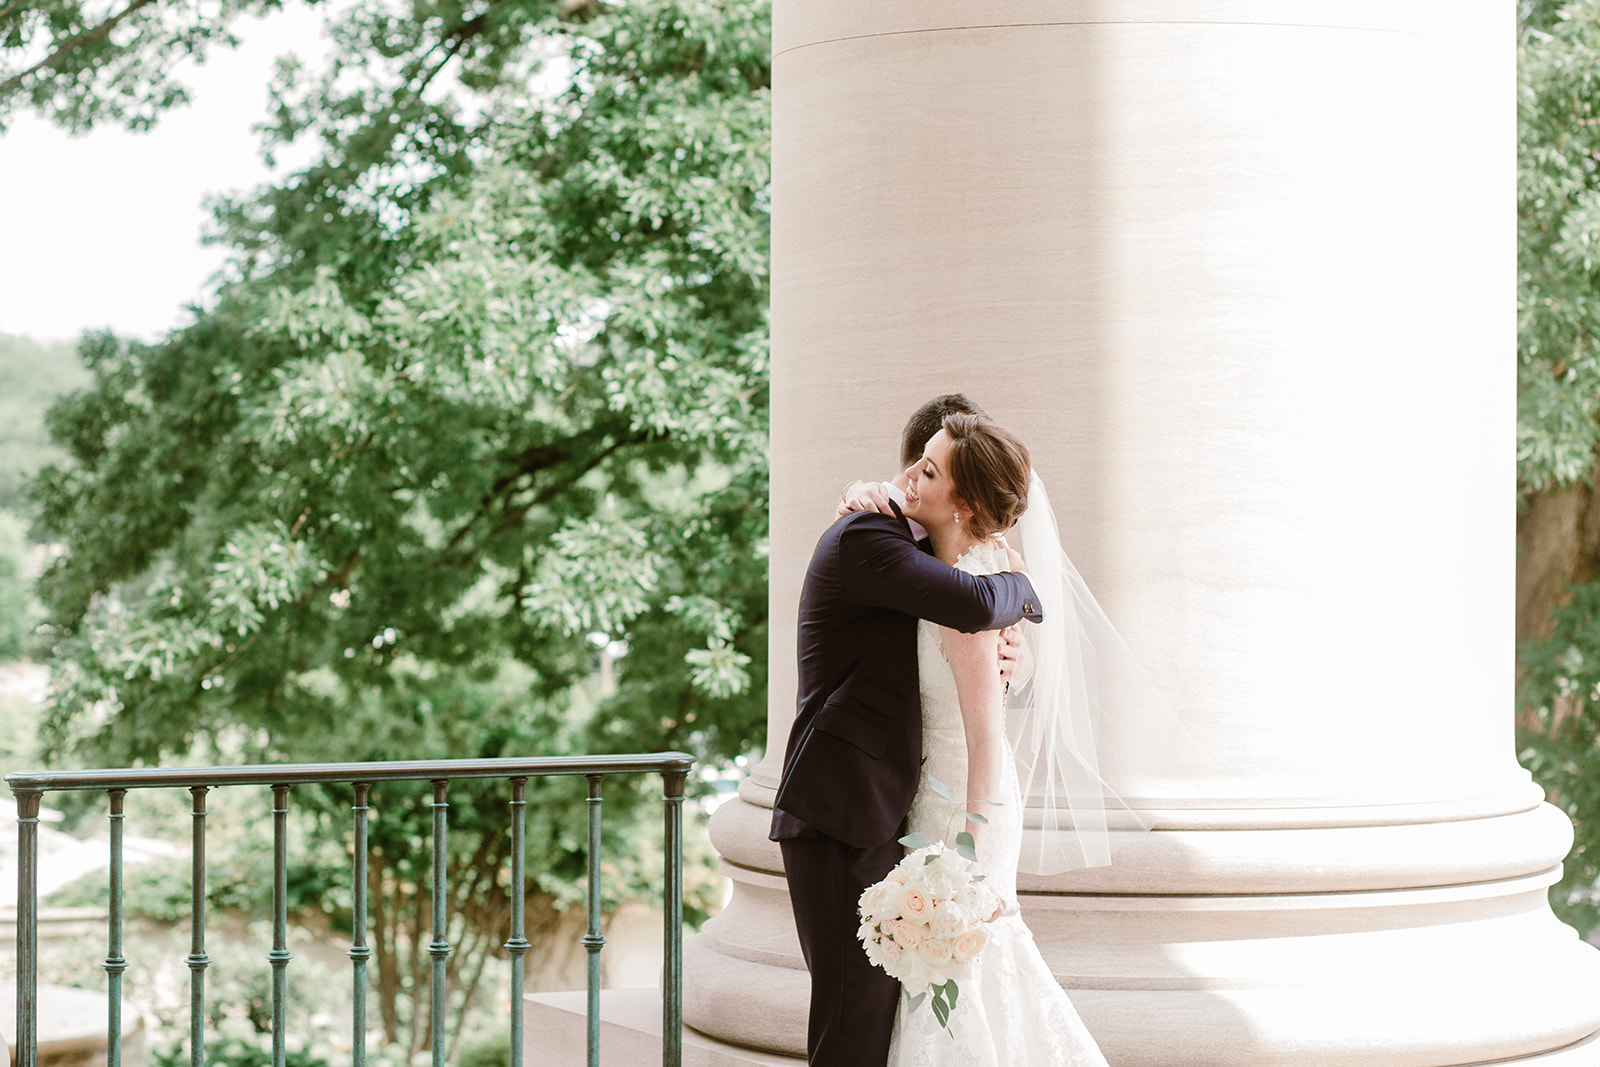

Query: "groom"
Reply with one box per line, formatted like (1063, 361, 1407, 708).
(770, 395, 1044, 1066)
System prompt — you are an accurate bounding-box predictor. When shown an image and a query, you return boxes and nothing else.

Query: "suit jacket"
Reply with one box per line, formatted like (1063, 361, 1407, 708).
(770, 504, 1043, 848)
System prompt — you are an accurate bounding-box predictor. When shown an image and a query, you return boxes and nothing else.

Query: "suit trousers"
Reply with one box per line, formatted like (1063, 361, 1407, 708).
(781, 834, 903, 1066)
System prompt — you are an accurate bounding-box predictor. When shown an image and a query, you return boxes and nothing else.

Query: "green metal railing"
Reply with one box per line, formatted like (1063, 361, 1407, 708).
(8, 753, 694, 1067)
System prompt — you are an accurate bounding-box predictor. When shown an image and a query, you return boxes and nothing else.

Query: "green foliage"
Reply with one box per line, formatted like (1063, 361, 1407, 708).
(152, 1033, 332, 1067)
(1518, 580, 1600, 937)
(44, 787, 349, 922)
(29, 0, 770, 776)
(1519, 3, 1600, 489)
(0, 0, 328, 134)
(456, 1029, 512, 1067)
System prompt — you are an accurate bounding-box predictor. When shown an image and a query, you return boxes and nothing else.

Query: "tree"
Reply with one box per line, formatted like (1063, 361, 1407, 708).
(1518, 0, 1600, 938)
(12, 0, 770, 1047)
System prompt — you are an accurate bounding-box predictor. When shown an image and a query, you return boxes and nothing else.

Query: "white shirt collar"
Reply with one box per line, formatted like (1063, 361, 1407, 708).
(881, 481, 929, 542)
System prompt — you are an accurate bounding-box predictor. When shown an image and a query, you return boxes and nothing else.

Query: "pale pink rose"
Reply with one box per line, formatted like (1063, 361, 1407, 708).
(902, 886, 932, 921)
(918, 937, 954, 969)
(891, 918, 923, 947)
(882, 880, 911, 919)
(886, 866, 909, 885)
(951, 927, 987, 961)
(878, 937, 904, 965)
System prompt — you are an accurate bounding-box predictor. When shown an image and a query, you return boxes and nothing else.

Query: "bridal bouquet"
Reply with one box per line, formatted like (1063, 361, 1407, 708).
(857, 791, 1001, 1029)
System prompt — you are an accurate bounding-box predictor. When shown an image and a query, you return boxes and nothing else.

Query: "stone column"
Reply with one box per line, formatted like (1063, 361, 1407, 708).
(685, 3, 1600, 1063)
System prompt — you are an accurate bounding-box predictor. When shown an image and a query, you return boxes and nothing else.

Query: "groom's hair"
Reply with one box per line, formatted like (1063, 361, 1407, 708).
(901, 394, 986, 466)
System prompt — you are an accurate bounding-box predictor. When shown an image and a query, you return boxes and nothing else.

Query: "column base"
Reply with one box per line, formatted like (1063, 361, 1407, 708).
(688, 790, 1600, 1065)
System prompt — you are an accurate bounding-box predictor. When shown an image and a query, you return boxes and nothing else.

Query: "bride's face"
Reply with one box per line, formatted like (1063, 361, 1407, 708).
(903, 429, 965, 530)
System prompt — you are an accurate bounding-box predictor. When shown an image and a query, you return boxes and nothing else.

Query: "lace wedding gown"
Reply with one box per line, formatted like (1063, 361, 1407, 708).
(887, 541, 1110, 1067)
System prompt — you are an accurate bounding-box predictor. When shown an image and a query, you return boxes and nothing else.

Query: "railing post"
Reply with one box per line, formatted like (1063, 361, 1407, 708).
(505, 778, 530, 1067)
(429, 779, 451, 1067)
(105, 789, 129, 1067)
(269, 784, 293, 1067)
(349, 782, 373, 1067)
(583, 774, 606, 1067)
(662, 767, 687, 1067)
(187, 786, 211, 1067)
(14, 787, 42, 1067)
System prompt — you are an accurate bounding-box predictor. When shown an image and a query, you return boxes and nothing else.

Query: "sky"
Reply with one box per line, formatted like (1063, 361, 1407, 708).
(0, 6, 327, 343)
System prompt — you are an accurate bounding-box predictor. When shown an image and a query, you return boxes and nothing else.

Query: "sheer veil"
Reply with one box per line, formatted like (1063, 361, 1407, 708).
(1006, 471, 1183, 875)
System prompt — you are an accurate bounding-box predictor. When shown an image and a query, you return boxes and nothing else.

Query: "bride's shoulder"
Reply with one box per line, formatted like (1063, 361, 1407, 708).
(952, 536, 1010, 576)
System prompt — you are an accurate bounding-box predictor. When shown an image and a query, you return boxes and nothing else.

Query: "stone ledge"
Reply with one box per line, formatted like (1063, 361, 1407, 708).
(524, 988, 801, 1067)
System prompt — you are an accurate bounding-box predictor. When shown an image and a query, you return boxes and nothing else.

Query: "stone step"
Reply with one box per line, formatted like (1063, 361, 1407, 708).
(524, 988, 800, 1067)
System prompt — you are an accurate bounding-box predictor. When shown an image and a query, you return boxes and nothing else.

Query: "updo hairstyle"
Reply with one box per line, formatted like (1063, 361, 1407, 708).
(941, 413, 1031, 539)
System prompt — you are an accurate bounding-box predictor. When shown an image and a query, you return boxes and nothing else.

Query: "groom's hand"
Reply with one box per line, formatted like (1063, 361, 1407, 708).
(997, 625, 1023, 686)
(838, 479, 896, 517)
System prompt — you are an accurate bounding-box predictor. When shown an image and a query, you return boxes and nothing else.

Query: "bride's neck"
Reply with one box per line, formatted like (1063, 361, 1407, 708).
(928, 526, 982, 567)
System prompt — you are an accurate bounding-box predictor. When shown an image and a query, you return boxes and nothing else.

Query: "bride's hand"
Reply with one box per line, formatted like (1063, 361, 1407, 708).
(838, 480, 896, 517)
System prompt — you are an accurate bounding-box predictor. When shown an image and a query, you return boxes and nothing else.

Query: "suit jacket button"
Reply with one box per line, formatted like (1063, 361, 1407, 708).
(1023, 601, 1036, 614)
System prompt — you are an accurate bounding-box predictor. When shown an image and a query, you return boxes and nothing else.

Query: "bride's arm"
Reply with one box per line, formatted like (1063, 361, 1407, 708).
(939, 625, 1008, 879)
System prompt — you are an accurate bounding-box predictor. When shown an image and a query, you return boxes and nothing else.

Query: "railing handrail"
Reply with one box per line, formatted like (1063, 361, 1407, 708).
(5, 752, 696, 792)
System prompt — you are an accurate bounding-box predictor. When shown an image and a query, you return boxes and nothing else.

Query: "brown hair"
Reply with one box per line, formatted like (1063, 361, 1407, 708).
(901, 394, 987, 467)
(942, 413, 1031, 538)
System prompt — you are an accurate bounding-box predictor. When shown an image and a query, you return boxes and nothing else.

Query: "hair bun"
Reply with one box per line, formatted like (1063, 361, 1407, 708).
(941, 414, 1031, 539)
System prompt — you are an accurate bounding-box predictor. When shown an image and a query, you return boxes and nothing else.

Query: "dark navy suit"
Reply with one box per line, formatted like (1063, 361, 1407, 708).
(771, 503, 1042, 1066)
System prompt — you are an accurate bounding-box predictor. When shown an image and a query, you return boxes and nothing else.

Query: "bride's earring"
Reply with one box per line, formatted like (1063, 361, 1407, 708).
(953, 511, 961, 525)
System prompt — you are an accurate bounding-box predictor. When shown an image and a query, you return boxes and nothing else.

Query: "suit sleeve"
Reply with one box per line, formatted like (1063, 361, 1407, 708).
(836, 514, 1044, 633)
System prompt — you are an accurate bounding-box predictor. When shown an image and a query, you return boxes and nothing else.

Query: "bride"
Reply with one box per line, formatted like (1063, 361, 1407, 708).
(884, 412, 1114, 1067)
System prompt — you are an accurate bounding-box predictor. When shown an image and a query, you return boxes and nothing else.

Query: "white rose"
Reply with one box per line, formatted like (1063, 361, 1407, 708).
(962, 879, 998, 914)
(921, 865, 959, 901)
(928, 900, 966, 940)
(859, 881, 893, 919)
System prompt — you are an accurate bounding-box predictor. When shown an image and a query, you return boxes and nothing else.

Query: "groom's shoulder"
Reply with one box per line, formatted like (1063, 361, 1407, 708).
(826, 507, 908, 543)
(809, 508, 908, 567)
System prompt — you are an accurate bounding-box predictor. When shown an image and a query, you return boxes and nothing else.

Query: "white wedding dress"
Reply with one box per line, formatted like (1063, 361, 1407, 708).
(887, 540, 1110, 1067)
